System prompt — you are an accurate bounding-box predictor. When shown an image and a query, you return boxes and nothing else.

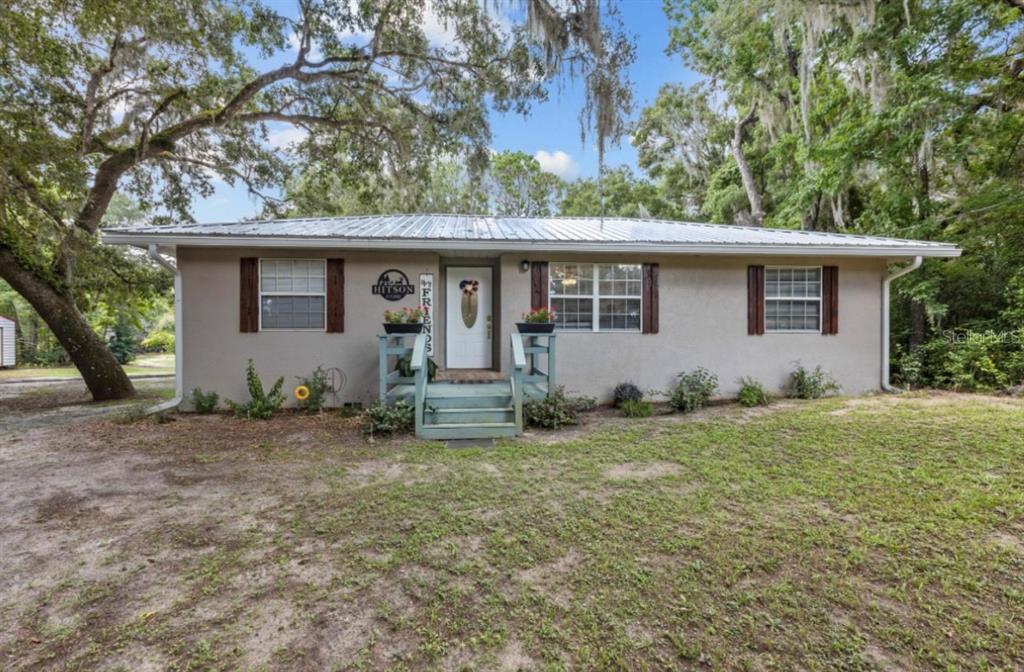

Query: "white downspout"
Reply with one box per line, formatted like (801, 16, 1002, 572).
(146, 245, 183, 412)
(881, 255, 923, 392)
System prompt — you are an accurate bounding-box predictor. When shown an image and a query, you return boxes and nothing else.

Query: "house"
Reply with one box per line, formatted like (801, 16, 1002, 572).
(0, 315, 15, 368)
(103, 214, 960, 438)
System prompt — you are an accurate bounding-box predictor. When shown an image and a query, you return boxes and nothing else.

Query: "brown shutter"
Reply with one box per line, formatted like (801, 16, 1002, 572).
(642, 263, 659, 334)
(326, 258, 345, 333)
(747, 265, 765, 335)
(822, 265, 838, 335)
(530, 261, 549, 310)
(240, 257, 259, 333)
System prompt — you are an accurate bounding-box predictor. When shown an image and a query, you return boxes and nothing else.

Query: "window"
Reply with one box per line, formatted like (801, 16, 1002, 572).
(259, 259, 326, 330)
(550, 263, 642, 332)
(765, 266, 821, 332)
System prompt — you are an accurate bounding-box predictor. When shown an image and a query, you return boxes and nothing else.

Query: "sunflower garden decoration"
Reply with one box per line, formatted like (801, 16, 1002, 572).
(459, 279, 480, 328)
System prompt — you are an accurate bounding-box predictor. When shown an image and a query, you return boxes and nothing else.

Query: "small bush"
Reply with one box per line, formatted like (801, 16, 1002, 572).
(737, 377, 770, 407)
(141, 331, 175, 353)
(226, 359, 285, 420)
(787, 363, 840, 399)
(295, 366, 330, 413)
(108, 322, 137, 365)
(669, 368, 718, 413)
(361, 401, 415, 435)
(612, 382, 643, 407)
(620, 399, 653, 417)
(190, 387, 220, 414)
(525, 387, 596, 429)
(395, 353, 438, 382)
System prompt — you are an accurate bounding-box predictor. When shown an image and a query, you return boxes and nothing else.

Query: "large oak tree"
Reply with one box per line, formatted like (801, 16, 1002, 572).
(0, 0, 632, 400)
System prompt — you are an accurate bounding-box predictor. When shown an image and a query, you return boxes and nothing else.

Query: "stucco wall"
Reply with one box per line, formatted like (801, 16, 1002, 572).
(496, 254, 888, 400)
(178, 247, 887, 406)
(178, 248, 441, 407)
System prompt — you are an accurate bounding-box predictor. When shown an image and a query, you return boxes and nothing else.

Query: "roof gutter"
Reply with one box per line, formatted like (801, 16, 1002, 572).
(145, 245, 183, 413)
(881, 256, 923, 393)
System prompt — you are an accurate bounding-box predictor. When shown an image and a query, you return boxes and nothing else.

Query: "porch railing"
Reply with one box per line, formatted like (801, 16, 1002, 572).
(510, 333, 526, 432)
(518, 332, 556, 392)
(377, 333, 421, 404)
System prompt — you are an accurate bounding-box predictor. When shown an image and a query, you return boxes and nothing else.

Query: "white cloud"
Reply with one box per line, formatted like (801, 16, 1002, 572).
(533, 150, 580, 180)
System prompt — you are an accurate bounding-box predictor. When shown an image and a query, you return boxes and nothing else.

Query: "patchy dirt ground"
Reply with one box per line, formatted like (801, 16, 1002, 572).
(1, 384, 1023, 671)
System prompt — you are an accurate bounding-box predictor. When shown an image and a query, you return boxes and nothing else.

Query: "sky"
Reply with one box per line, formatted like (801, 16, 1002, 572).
(192, 1, 700, 222)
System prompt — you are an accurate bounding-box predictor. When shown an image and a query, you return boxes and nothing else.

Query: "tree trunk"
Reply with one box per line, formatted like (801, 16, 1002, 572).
(733, 106, 765, 226)
(909, 300, 926, 350)
(0, 247, 135, 400)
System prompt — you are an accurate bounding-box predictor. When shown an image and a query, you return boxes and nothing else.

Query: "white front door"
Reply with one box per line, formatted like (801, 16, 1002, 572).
(446, 266, 493, 368)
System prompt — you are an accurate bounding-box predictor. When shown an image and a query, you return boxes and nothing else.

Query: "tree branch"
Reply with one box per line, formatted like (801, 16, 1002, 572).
(732, 105, 765, 227)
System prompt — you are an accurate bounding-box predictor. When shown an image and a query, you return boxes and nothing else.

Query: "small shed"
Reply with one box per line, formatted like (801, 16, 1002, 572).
(0, 315, 15, 368)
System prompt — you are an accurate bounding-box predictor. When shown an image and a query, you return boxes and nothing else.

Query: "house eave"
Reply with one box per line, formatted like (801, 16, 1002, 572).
(103, 232, 962, 258)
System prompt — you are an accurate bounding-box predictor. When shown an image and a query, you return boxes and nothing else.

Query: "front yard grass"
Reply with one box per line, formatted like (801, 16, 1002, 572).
(2, 393, 1022, 670)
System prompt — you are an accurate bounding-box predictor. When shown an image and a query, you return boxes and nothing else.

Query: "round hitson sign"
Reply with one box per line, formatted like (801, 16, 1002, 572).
(372, 269, 416, 301)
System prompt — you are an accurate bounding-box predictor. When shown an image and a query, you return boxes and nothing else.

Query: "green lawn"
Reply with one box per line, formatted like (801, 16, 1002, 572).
(4, 393, 1023, 670)
(0, 352, 174, 380)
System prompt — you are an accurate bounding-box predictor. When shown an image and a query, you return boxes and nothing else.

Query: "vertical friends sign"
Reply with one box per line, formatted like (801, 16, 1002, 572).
(419, 273, 434, 356)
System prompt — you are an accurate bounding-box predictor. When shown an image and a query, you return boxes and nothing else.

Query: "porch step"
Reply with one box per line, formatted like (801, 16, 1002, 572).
(426, 406, 514, 425)
(419, 422, 519, 440)
(426, 382, 513, 409)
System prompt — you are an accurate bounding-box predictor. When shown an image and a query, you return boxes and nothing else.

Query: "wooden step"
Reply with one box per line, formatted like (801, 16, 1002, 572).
(419, 422, 519, 440)
(425, 406, 514, 425)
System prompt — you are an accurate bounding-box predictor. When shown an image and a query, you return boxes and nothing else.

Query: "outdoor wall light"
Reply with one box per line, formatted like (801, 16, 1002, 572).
(520, 259, 530, 273)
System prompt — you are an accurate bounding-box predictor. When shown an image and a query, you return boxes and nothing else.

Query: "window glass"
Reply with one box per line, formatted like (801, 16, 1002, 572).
(549, 263, 642, 332)
(765, 267, 821, 332)
(259, 259, 327, 330)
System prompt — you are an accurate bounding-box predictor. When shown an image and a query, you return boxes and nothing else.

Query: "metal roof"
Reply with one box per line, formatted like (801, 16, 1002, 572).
(103, 214, 961, 257)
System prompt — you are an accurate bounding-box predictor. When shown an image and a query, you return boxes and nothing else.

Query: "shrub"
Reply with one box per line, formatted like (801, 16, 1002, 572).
(141, 331, 175, 353)
(295, 366, 330, 412)
(361, 401, 415, 435)
(395, 353, 438, 381)
(190, 388, 220, 414)
(524, 387, 596, 429)
(669, 368, 718, 413)
(787, 363, 840, 399)
(612, 381, 643, 407)
(737, 377, 770, 407)
(226, 359, 285, 420)
(108, 322, 137, 364)
(620, 399, 653, 417)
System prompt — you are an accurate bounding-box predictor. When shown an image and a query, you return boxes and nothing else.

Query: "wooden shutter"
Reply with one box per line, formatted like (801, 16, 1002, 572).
(326, 258, 345, 333)
(821, 265, 838, 335)
(240, 257, 259, 333)
(747, 265, 765, 336)
(530, 261, 549, 310)
(642, 263, 659, 334)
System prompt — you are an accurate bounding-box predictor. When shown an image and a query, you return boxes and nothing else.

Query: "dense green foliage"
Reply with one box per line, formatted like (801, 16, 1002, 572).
(361, 400, 415, 435)
(669, 367, 718, 412)
(226, 359, 285, 420)
(190, 388, 220, 414)
(737, 377, 771, 407)
(619, 398, 654, 417)
(524, 386, 597, 429)
(787, 363, 841, 400)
